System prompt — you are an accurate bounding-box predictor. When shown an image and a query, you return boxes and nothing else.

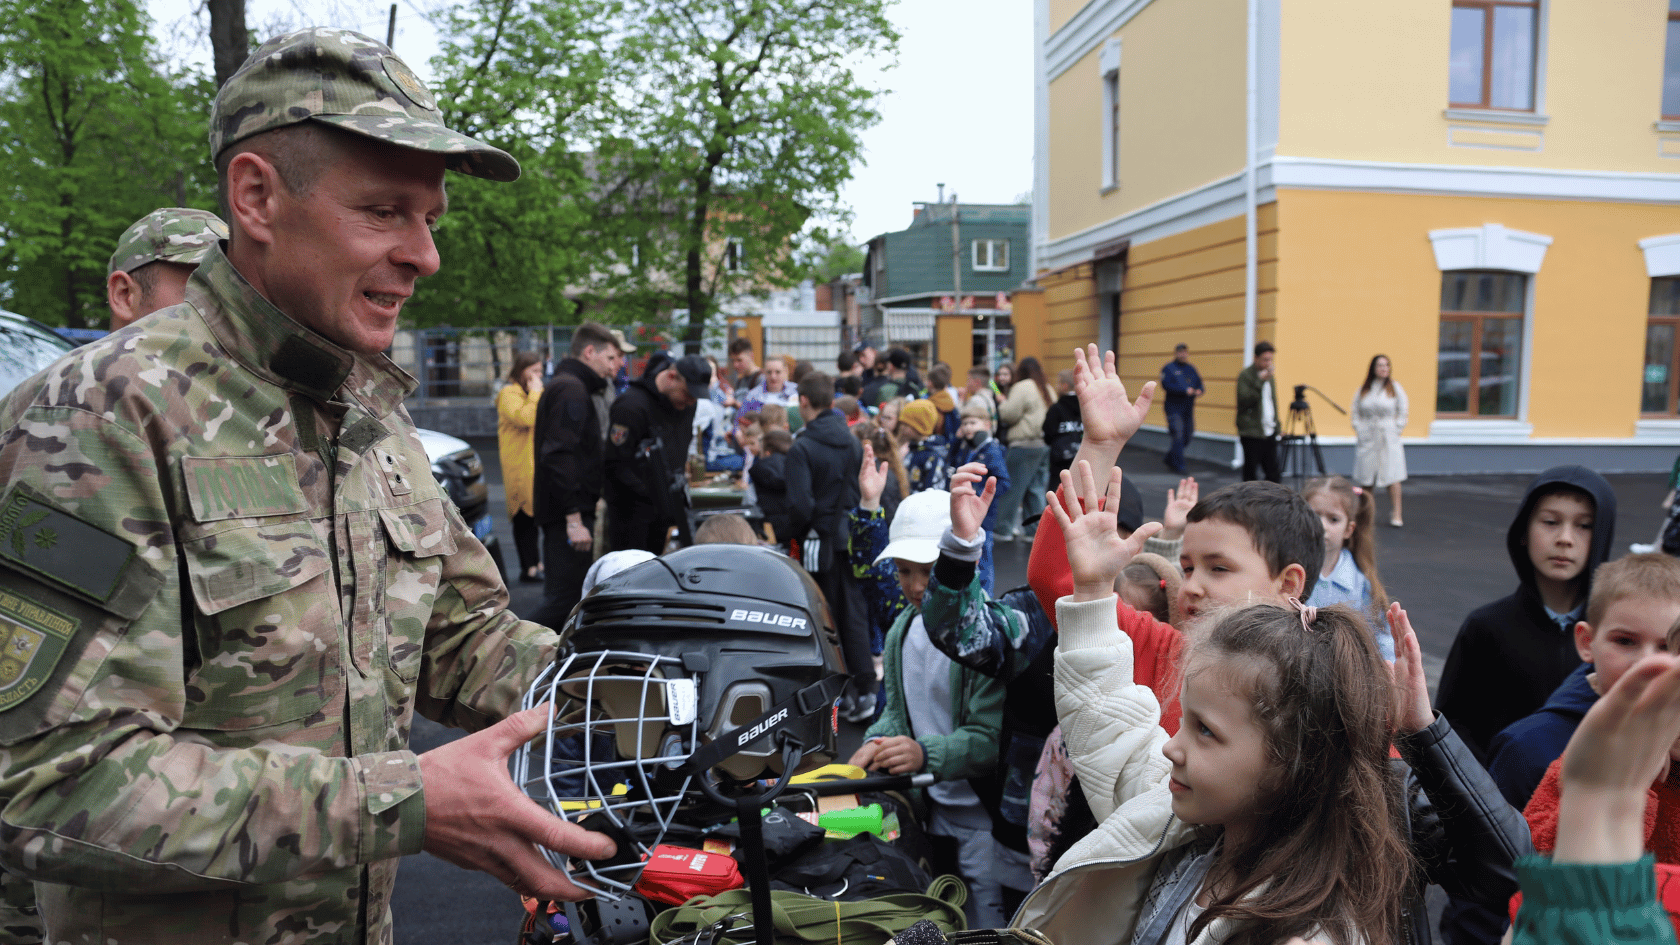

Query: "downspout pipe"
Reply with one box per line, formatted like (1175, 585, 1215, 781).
(1243, 0, 1258, 367)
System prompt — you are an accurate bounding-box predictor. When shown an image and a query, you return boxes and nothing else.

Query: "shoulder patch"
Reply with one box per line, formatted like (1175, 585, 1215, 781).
(610, 423, 630, 446)
(0, 484, 135, 604)
(0, 589, 75, 712)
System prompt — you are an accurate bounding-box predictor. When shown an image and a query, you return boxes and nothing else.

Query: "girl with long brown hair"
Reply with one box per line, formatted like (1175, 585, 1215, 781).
(1352, 354, 1408, 527)
(1017, 466, 1419, 945)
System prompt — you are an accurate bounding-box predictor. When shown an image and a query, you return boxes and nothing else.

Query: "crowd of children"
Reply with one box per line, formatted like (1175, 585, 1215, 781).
(666, 338, 1680, 944)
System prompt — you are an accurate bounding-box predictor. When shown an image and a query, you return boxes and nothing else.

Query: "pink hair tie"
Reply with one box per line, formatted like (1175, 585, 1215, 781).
(1352, 486, 1363, 496)
(1287, 597, 1318, 631)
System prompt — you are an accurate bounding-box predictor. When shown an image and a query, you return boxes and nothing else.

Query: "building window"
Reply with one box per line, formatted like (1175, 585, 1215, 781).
(725, 238, 745, 272)
(1437, 270, 1526, 418)
(1449, 0, 1539, 111)
(1099, 37, 1121, 191)
(1666, 0, 1680, 118)
(972, 239, 1009, 273)
(1102, 70, 1120, 189)
(1644, 278, 1680, 416)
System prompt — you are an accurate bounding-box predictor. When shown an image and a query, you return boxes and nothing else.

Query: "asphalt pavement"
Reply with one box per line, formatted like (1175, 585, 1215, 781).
(393, 437, 1670, 944)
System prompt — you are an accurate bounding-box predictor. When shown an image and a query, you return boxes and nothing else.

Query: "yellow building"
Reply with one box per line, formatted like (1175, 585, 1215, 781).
(1032, 0, 1680, 472)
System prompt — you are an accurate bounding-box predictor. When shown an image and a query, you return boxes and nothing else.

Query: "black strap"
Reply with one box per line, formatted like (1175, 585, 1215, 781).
(679, 674, 849, 776)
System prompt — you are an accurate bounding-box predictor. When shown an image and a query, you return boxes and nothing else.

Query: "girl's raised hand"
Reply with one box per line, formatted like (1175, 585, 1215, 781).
(858, 441, 888, 511)
(1047, 460, 1160, 602)
(950, 462, 997, 542)
(1160, 477, 1198, 540)
(1385, 603, 1434, 735)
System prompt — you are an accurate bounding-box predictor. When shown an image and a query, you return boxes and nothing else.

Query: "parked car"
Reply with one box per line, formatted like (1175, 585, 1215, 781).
(22, 314, 508, 581)
(0, 309, 77, 396)
(416, 428, 507, 580)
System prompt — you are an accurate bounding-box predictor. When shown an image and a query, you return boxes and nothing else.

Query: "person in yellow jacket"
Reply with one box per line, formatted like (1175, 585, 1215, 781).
(498, 351, 545, 583)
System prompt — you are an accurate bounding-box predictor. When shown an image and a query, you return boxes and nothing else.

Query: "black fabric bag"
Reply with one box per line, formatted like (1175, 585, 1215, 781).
(766, 833, 932, 901)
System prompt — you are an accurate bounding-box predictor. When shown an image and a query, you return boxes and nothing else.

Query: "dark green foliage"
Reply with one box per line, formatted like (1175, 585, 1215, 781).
(0, 0, 214, 328)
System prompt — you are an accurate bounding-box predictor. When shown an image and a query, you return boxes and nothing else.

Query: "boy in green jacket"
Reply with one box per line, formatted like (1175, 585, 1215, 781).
(847, 485, 1006, 928)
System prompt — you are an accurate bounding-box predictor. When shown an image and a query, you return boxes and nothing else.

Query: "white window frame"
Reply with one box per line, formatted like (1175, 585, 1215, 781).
(725, 238, 745, 272)
(1100, 38, 1122, 192)
(972, 239, 1010, 273)
(1426, 223, 1551, 437)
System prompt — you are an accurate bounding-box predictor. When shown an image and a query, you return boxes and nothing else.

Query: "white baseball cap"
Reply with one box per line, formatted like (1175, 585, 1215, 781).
(582, 549, 657, 595)
(873, 490, 952, 566)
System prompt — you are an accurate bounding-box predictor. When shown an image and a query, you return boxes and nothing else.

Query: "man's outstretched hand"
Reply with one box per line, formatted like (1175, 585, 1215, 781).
(419, 704, 617, 901)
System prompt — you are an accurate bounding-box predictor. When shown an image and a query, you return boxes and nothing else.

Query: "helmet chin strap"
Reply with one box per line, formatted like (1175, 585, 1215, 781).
(678, 672, 848, 781)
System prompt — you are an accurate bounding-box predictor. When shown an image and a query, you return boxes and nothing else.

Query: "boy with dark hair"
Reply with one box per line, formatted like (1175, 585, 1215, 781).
(1435, 465, 1617, 945)
(1489, 552, 1680, 810)
(1042, 368, 1082, 485)
(787, 372, 869, 716)
(1438, 467, 1620, 761)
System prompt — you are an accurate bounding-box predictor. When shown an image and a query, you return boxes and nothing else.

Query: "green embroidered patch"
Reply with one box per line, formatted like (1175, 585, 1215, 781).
(0, 486, 135, 603)
(183, 454, 305, 522)
(0, 589, 74, 711)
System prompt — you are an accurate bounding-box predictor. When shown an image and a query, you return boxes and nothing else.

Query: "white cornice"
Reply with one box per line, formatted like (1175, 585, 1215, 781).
(1045, 0, 1158, 82)
(1041, 156, 1680, 271)
(1270, 156, 1680, 204)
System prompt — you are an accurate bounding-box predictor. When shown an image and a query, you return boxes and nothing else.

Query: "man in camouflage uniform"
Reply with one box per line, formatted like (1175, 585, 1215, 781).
(105, 208, 228, 331)
(0, 29, 613, 945)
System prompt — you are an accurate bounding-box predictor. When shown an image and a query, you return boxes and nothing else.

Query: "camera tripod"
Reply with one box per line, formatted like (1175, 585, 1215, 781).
(1278, 385, 1347, 488)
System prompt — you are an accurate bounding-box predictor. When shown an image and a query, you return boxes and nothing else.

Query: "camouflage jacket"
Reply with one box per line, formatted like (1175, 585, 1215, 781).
(0, 245, 556, 944)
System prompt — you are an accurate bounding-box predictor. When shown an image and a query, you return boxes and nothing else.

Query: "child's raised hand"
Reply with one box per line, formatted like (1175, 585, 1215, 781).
(1555, 653, 1680, 863)
(1160, 477, 1198, 540)
(858, 441, 888, 511)
(1072, 344, 1156, 451)
(1047, 460, 1160, 602)
(1385, 603, 1435, 735)
(950, 462, 997, 542)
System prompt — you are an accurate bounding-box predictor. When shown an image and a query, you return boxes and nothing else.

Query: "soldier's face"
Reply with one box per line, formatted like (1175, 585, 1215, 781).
(266, 138, 446, 355)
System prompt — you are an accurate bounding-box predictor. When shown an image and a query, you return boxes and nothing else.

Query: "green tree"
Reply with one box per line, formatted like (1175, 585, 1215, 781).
(408, 0, 629, 329)
(0, 0, 213, 328)
(607, 0, 897, 349)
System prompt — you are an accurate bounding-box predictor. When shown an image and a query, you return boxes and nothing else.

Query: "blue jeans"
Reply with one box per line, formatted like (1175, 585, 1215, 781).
(1164, 401, 1195, 471)
(978, 530, 996, 595)
(998, 445, 1050, 536)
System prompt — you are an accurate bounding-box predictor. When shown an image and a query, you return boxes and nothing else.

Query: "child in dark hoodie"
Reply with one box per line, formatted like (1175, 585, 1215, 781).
(1434, 464, 1618, 945)
(1437, 465, 1620, 761)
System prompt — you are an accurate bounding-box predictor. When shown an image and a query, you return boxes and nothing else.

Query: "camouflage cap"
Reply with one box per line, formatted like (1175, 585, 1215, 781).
(210, 28, 520, 182)
(107, 208, 229, 277)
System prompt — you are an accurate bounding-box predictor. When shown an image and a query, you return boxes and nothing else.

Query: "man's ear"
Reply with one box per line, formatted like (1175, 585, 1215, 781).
(106, 271, 140, 331)
(1278, 562, 1307, 599)
(224, 151, 284, 249)
(1574, 620, 1596, 663)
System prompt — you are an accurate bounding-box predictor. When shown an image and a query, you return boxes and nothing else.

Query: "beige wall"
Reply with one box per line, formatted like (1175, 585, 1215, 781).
(1049, 0, 1087, 35)
(1279, 0, 1677, 173)
(1045, 0, 1248, 242)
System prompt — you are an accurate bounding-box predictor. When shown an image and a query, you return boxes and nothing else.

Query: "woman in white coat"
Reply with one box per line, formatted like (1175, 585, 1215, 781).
(1352, 354, 1408, 527)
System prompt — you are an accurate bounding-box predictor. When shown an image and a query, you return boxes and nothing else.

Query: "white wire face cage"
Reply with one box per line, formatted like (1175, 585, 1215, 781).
(511, 649, 701, 900)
